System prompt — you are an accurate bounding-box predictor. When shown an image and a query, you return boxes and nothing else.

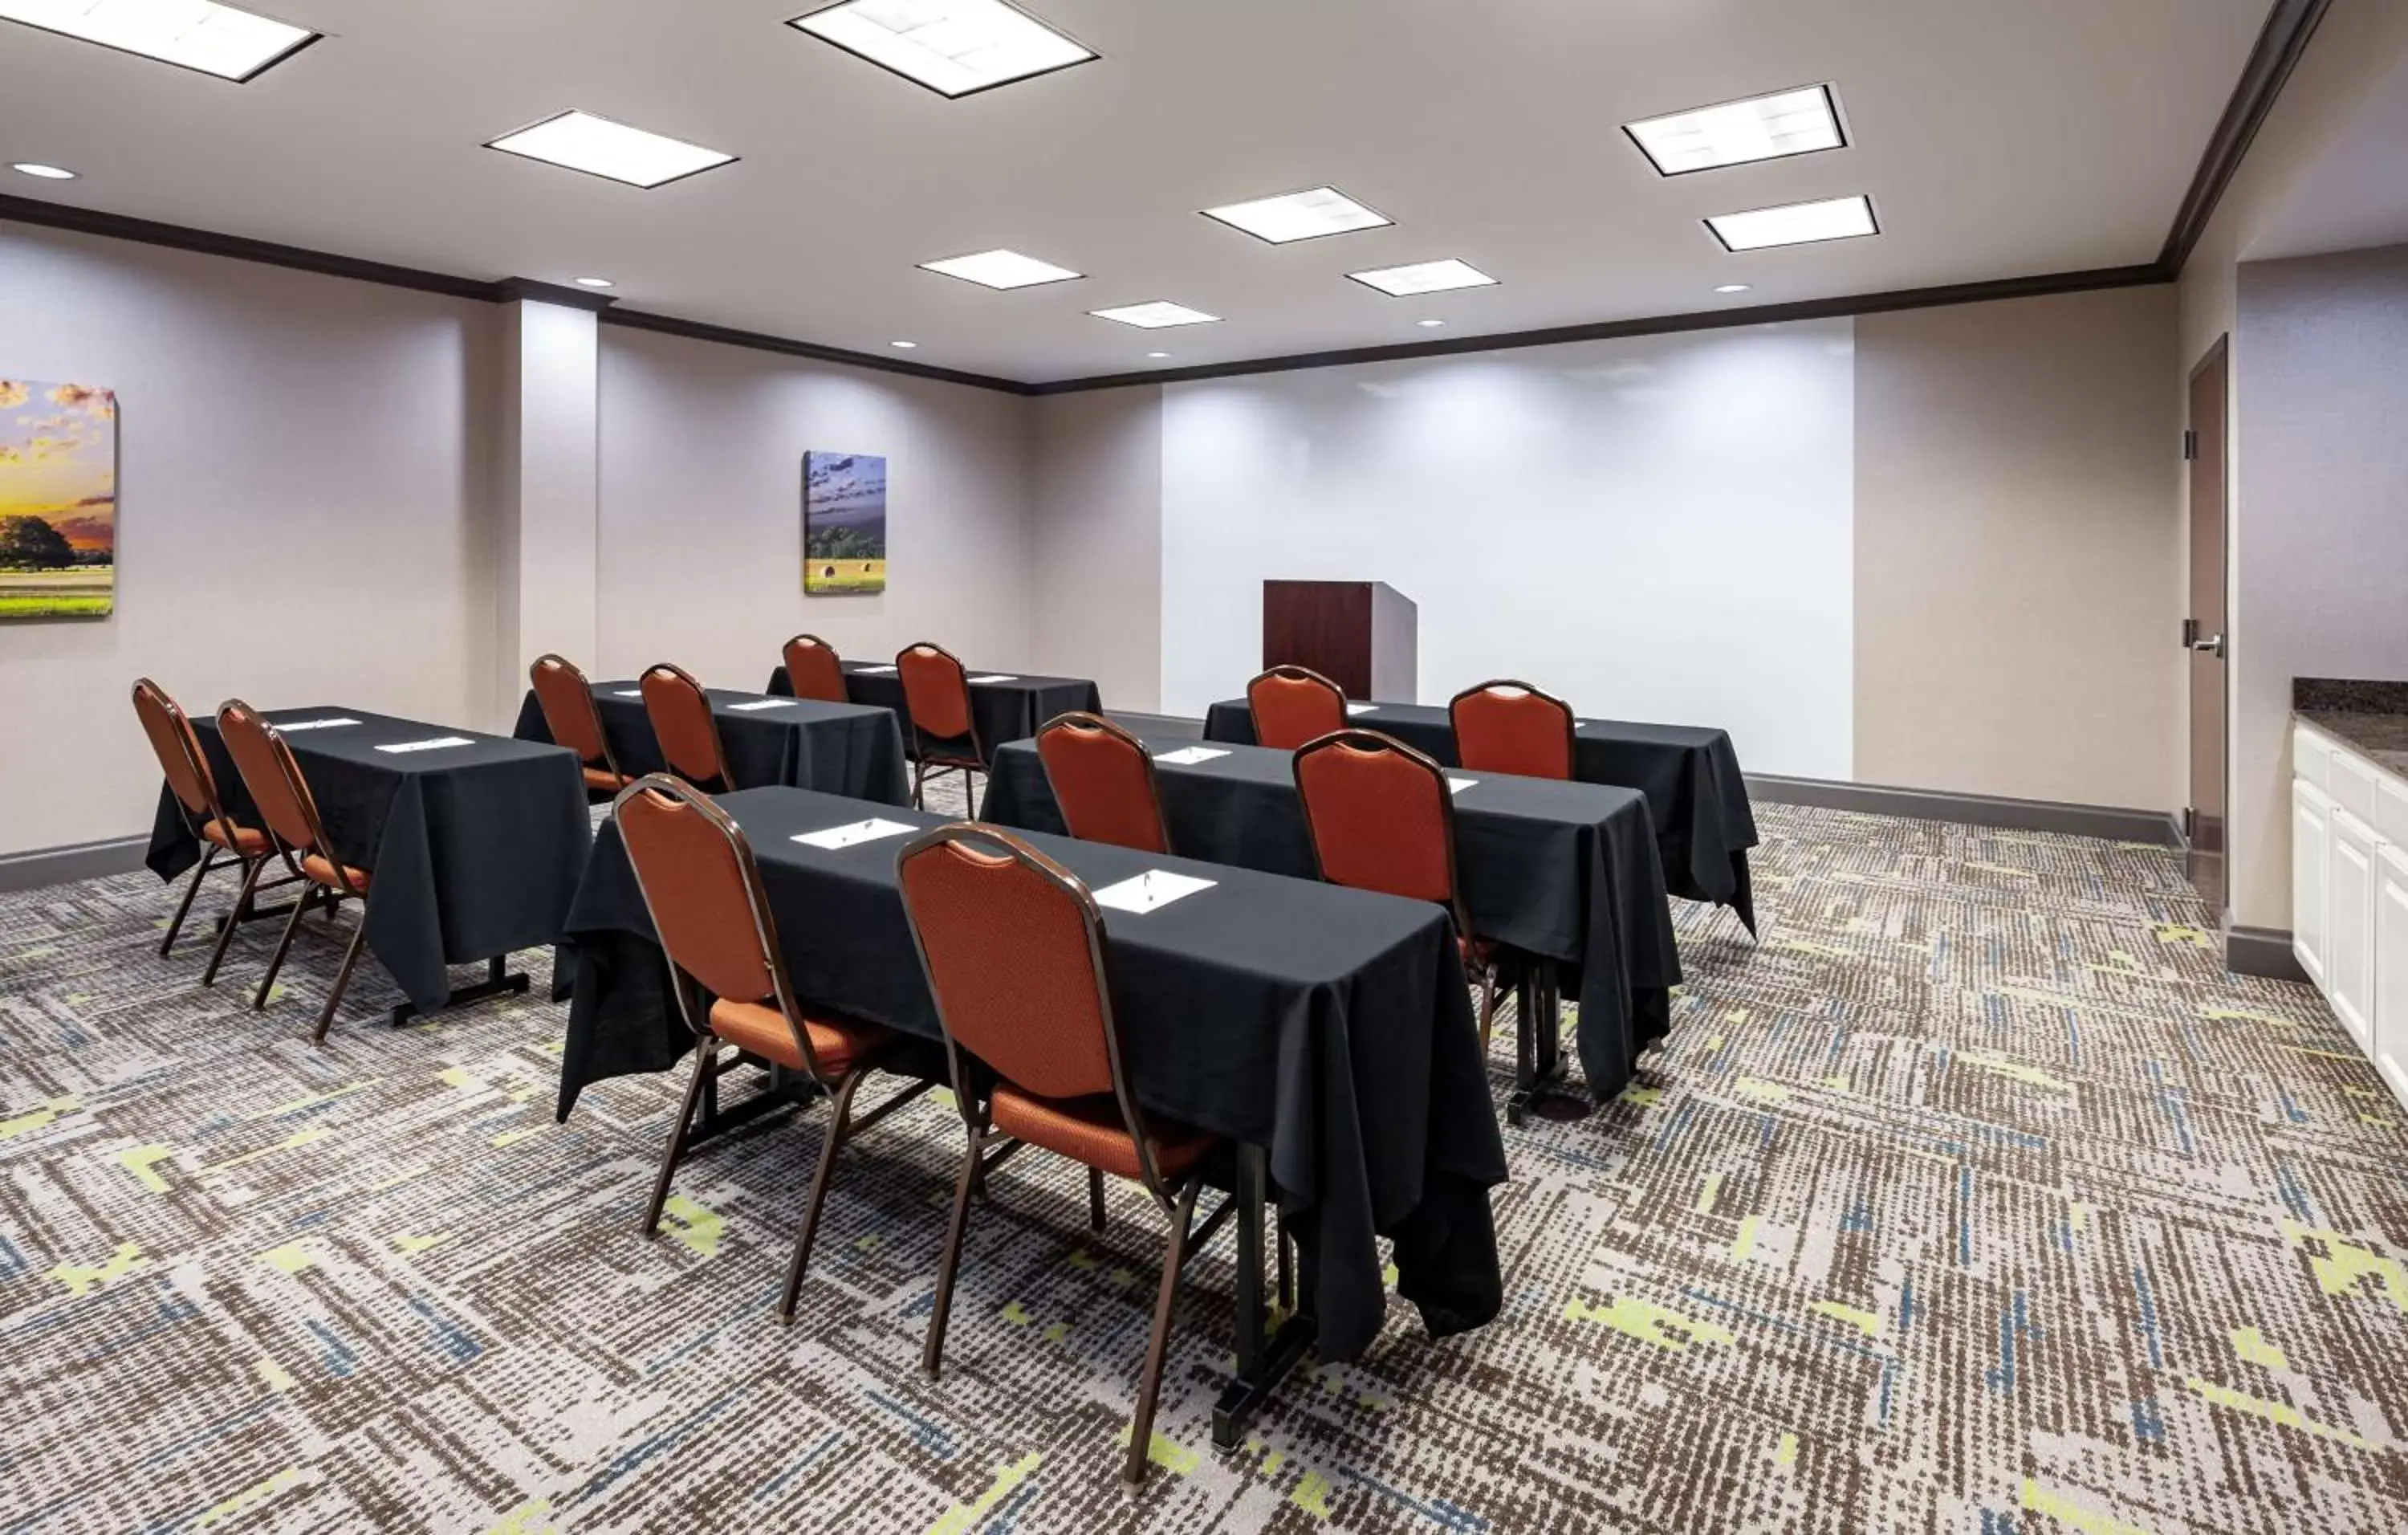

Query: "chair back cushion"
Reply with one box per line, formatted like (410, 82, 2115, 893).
(897, 644, 974, 743)
(132, 678, 220, 824)
(216, 702, 325, 857)
(782, 634, 848, 704)
(898, 831, 1115, 1101)
(1451, 682, 1574, 780)
(530, 654, 612, 768)
(641, 665, 730, 788)
(1294, 731, 1455, 906)
(1037, 715, 1168, 855)
(1247, 666, 1346, 751)
(615, 782, 776, 1006)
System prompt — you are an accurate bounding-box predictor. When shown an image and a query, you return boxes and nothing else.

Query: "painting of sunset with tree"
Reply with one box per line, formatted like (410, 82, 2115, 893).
(0, 377, 117, 621)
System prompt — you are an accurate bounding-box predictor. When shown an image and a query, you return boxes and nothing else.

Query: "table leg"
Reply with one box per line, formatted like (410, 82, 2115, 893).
(1212, 1144, 1316, 1452)
(1509, 962, 1572, 1123)
(691, 1060, 820, 1145)
(388, 955, 533, 1028)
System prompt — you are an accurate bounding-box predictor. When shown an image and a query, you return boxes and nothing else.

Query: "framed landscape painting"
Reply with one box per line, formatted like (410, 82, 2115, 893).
(803, 450, 886, 596)
(0, 377, 116, 621)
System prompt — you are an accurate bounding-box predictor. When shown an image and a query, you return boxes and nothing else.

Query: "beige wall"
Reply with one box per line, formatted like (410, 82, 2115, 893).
(1030, 387, 1163, 712)
(0, 222, 502, 857)
(1853, 286, 2182, 809)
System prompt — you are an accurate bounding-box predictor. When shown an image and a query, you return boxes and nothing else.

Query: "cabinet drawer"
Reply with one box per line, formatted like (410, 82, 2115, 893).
(2332, 746, 2382, 825)
(2294, 724, 2331, 789)
(2380, 770, 2408, 846)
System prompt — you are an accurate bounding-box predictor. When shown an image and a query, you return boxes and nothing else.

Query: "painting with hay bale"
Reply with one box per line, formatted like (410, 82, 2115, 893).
(0, 377, 116, 622)
(803, 450, 886, 596)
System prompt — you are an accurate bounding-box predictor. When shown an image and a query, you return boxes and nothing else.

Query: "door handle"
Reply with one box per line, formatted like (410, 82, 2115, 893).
(2190, 633, 2225, 658)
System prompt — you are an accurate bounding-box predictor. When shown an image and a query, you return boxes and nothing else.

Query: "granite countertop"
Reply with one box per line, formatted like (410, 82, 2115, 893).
(2296, 678, 2408, 781)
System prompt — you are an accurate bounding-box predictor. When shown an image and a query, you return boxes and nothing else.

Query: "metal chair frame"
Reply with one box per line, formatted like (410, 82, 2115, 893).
(1245, 664, 1348, 750)
(531, 653, 630, 793)
(640, 662, 738, 792)
(1035, 710, 1175, 856)
(1447, 678, 1578, 780)
(132, 678, 302, 984)
(896, 643, 988, 810)
(780, 633, 849, 704)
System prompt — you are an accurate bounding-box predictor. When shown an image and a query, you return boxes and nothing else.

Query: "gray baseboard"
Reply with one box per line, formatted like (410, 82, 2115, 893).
(1744, 774, 2185, 847)
(2226, 924, 2311, 983)
(1106, 710, 1206, 740)
(0, 834, 153, 894)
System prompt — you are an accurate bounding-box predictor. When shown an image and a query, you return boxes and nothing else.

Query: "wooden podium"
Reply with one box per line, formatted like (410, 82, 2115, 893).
(1263, 580, 1418, 702)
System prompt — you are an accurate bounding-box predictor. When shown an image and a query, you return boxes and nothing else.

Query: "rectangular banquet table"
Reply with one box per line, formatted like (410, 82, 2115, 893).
(980, 735, 1681, 1105)
(557, 786, 1506, 1399)
(512, 681, 909, 805)
(1202, 697, 1760, 931)
(146, 707, 590, 1019)
(768, 658, 1101, 751)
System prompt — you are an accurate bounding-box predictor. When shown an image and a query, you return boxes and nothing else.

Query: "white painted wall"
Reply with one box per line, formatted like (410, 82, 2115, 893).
(1030, 386, 1163, 711)
(1157, 321, 1857, 779)
(0, 224, 502, 857)
(593, 325, 1035, 690)
(497, 299, 600, 711)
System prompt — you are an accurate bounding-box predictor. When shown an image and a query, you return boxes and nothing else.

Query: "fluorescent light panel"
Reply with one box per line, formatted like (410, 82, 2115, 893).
(487, 110, 736, 189)
(1624, 83, 1844, 176)
(919, 248, 1082, 289)
(1347, 259, 1496, 297)
(0, 0, 316, 81)
(1706, 194, 1877, 251)
(791, 0, 1094, 98)
(1202, 186, 1389, 244)
(1090, 302, 1219, 329)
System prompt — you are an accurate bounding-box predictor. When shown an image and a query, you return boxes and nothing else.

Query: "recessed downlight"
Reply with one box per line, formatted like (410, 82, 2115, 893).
(1347, 259, 1496, 298)
(1201, 185, 1391, 245)
(1090, 302, 1220, 329)
(10, 161, 76, 180)
(1624, 84, 1845, 177)
(572, 276, 616, 289)
(890, 340, 918, 348)
(918, 249, 1083, 290)
(1705, 194, 1878, 251)
(486, 110, 737, 189)
(790, 0, 1096, 99)
(1416, 319, 1446, 328)
(1714, 283, 1751, 294)
(1145, 352, 1170, 359)
(0, 0, 318, 83)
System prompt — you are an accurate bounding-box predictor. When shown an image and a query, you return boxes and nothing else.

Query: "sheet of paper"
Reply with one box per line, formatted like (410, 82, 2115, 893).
(1447, 776, 1478, 795)
(1092, 869, 1216, 914)
(376, 736, 475, 755)
(724, 698, 797, 712)
(852, 664, 899, 675)
(275, 717, 360, 731)
(1153, 746, 1229, 766)
(792, 817, 917, 851)
(966, 674, 1019, 685)
(1344, 702, 1380, 716)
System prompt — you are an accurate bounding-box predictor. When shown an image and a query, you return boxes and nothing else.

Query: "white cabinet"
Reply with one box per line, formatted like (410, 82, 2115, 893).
(2294, 774, 2331, 986)
(2329, 807, 2377, 1048)
(2377, 841, 2408, 1103)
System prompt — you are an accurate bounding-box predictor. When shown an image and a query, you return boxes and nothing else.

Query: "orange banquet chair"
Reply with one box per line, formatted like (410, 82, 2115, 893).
(782, 633, 849, 704)
(216, 700, 377, 1044)
(1292, 729, 1502, 1049)
(1246, 665, 1346, 751)
(1035, 712, 1172, 855)
(131, 678, 287, 984)
(1450, 679, 1576, 780)
(614, 776, 930, 1317)
(640, 662, 737, 792)
(530, 653, 633, 799)
(896, 642, 986, 809)
(898, 824, 1230, 1486)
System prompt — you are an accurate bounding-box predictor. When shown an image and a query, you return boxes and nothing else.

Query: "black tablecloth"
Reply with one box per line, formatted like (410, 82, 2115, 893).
(981, 736, 1681, 1098)
(1203, 698, 1759, 930)
(768, 660, 1102, 752)
(145, 708, 590, 1013)
(558, 786, 1505, 1360)
(512, 682, 909, 804)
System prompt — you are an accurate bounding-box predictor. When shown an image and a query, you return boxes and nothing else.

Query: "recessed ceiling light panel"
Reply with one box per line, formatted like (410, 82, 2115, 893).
(1624, 83, 1845, 177)
(1346, 259, 1497, 298)
(572, 275, 615, 289)
(1201, 185, 1390, 245)
(1706, 194, 1878, 251)
(1714, 283, 1751, 293)
(918, 248, 1083, 289)
(486, 110, 737, 189)
(0, 0, 318, 82)
(10, 161, 76, 179)
(1090, 302, 1220, 329)
(791, 0, 1095, 99)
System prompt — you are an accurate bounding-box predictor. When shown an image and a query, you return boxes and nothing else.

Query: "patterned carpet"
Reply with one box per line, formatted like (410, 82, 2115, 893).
(4, 793, 2406, 1534)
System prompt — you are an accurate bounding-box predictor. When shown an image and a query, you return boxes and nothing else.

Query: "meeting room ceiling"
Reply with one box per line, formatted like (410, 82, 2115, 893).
(0, 0, 2276, 385)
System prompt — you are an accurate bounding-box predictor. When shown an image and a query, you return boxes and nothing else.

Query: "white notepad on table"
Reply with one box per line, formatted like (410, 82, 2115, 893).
(275, 717, 360, 732)
(1447, 776, 1478, 795)
(966, 674, 1019, 686)
(376, 736, 475, 755)
(852, 664, 898, 675)
(792, 818, 917, 851)
(724, 698, 797, 712)
(1344, 702, 1380, 716)
(1092, 869, 1215, 914)
(1153, 746, 1228, 766)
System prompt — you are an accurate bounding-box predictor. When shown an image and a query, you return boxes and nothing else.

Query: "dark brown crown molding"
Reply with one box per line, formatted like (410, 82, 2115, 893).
(496, 276, 618, 311)
(2157, 0, 2332, 275)
(597, 307, 1025, 393)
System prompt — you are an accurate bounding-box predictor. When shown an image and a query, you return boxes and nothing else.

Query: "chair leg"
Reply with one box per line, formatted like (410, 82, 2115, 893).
(200, 857, 267, 987)
(779, 1069, 864, 1322)
(1088, 1165, 1107, 1233)
(1125, 1175, 1204, 1485)
(641, 1041, 717, 1237)
(161, 844, 218, 958)
(311, 914, 371, 1046)
(254, 884, 319, 1011)
(922, 1132, 983, 1378)
(1478, 965, 1498, 1053)
(910, 759, 927, 809)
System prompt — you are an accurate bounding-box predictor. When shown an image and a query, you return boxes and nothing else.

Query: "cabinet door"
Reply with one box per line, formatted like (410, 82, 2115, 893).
(2377, 843, 2408, 1107)
(2293, 777, 2330, 986)
(2330, 807, 2377, 1049)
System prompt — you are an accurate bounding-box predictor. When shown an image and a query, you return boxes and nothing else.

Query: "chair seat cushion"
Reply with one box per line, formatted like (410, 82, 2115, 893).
(299, 852, 372, 893)
(708, 998, 891, 1078)
(583, 766, 633, 793)
(990, 1083, 1214, 1183)
(200, 820, 270, 856)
